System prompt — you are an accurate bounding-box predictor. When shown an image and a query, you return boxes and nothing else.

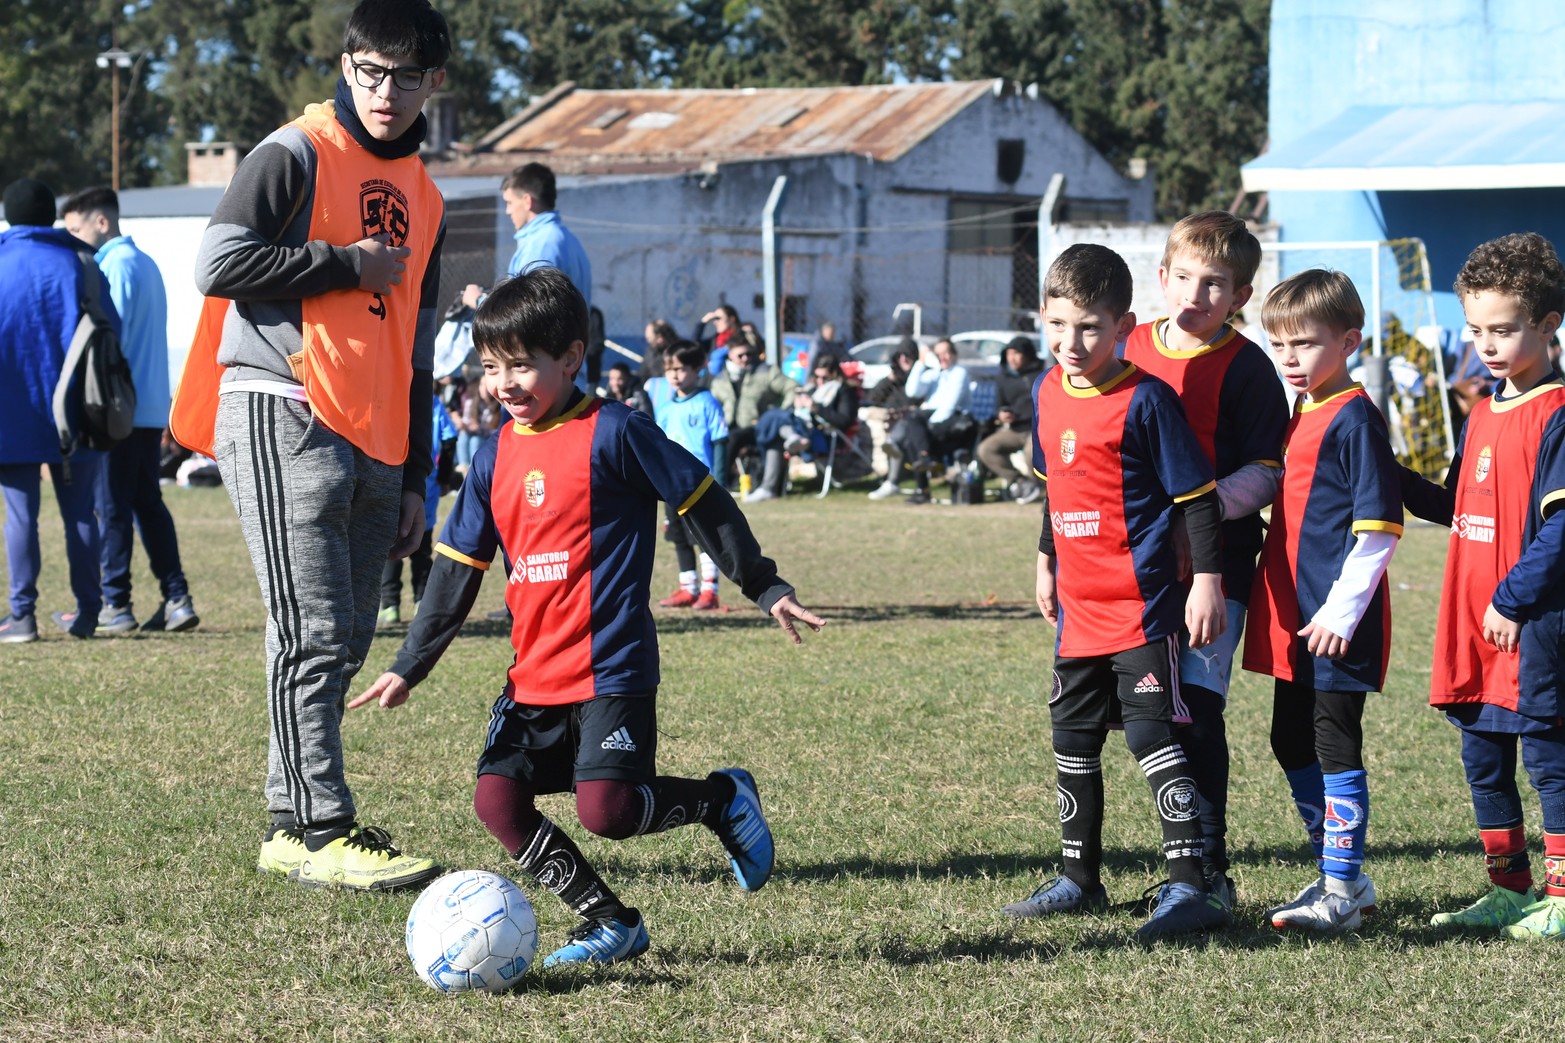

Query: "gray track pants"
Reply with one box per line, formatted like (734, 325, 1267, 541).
(215, 392, 401, 827)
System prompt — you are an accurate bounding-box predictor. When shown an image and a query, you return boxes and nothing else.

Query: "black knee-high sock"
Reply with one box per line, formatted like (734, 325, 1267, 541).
(1125, 720, 1205, 889)
(575, 774, 735, 839)
(514, 817, 631, 923)
(1178, 684, 1229, 874)
(1053, 729, 1106, 889)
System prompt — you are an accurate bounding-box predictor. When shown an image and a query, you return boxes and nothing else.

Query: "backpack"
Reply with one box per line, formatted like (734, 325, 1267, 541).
(50, 250, 136, 477)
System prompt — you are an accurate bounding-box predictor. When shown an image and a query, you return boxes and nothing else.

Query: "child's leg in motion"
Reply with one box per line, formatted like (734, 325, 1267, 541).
(1502, 730, 1565, 939)
(658, 502, 699, 607)
(697, 552, 720, 600)
(473, 772, 631, 924)
(1431, 727, 1533, 929)
(473, 772, 652, 967)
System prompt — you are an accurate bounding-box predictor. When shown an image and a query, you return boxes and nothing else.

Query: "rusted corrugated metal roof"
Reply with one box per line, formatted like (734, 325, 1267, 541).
(438, 81, 999, 177)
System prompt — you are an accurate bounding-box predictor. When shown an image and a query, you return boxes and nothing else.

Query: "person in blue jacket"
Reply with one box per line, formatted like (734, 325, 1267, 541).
(0, 178, 117, 642)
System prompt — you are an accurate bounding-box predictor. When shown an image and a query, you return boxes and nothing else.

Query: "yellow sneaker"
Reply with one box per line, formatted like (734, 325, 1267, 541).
(294, 825, 440, 892)
(256, 826, 307, 877)
(1430, 885, 1533, 929)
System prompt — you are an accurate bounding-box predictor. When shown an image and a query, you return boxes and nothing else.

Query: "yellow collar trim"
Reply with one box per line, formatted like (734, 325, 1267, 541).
(1299, 383, 1364, 412)
(1152, 319, 1237, 358)
(1490, 377, 1565, 413)
(512, 392, 594, 435)
(1062, 361, 1138, 398)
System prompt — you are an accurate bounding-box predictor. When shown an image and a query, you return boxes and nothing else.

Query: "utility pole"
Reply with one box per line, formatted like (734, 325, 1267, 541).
(96, 46, 133, 191)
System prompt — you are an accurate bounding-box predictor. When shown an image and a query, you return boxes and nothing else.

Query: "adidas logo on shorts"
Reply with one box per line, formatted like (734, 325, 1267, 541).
(1133, 672, 1164, 694)
(600, 727, 638, 752)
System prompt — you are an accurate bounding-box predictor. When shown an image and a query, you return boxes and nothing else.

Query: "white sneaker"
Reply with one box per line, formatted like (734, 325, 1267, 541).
(743, 486, 777, 503)
(867, 480, 901, 500)
(1269, 873, 1376, 931)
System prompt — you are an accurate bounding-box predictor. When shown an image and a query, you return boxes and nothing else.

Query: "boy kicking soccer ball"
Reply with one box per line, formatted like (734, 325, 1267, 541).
(1003, 243, 1231, 941)
(351, 268, 823, 966)
(1403, 233, 1565, 939)
(1242, 269, 1403, 931)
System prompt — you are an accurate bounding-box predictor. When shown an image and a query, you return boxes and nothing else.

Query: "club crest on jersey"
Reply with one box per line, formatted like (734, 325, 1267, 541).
(359, 178, 410, 246)
(524, 468, 546, 508)
(1059, 428, 1077, 466)
(1474, 445, 1492, 483)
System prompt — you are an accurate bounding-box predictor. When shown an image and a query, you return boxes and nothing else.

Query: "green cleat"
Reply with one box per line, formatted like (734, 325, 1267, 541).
(1501, 895, 1565, 940)
(257, 825, 308, 877)
(294, 825, 440, 892)
(1430, 885, 1533, 929)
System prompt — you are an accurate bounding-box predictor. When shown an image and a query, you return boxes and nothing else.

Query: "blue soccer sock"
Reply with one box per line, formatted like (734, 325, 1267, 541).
(1284, 763, 1325, 868)
(1321, 769, 1368, 882)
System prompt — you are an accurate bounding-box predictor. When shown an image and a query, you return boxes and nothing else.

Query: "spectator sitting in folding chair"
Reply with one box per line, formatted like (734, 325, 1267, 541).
(745, 353, 860, 502)
(879, 339, 974, 506)
(977, 335, 1047, 504)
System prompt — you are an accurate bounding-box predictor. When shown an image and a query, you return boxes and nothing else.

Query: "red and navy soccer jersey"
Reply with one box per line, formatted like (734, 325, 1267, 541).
(1242, 386, 1403, 692)
(1031, 363, 1217, 657)
(1123, 321, 1288, 601)
(1432, 381, 1565, 719)
(435, 395, 715, 706)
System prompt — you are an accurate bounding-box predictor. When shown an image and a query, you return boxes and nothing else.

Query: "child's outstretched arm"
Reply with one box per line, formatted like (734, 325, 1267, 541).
(348, 554, 487, 710)
(1399, 461, 1456, 526)
(1178, 489, 1227, 648)
(682, 484, 825, 643)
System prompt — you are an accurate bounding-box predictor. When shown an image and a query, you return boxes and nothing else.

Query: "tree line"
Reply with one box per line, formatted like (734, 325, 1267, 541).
(4, 0, 1268, 220)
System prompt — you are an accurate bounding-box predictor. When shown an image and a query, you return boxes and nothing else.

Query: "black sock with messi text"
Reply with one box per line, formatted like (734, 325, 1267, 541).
(1124, 720, 1204, 890)
(513, 816, 630, 924)
(1177, 685, 1230, 874)
(1052, 730, 1106, 890)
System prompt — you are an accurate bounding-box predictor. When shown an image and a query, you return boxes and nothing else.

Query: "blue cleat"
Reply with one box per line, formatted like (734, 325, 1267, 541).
(711, 768, 775, 891)
(1134, 882, 1234, 941)
(541, 912, 650, 967)
(1001, 876, 1108, 918)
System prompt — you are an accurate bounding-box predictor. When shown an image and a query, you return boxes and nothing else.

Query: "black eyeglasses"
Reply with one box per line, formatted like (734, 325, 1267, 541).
(351, 60, 434, 92)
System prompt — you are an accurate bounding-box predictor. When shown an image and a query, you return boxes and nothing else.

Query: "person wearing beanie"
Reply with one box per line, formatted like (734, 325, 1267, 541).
(0, 177, 116, 643)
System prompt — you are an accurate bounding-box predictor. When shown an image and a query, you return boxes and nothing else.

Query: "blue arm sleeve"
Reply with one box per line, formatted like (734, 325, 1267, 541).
(1493, 511, 1565, 622)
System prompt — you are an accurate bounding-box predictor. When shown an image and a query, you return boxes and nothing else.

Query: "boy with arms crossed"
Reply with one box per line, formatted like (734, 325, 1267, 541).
(176, 0, 450, 889)
(352, 269, 823, 965)
(1002, 244, 1231, 940)
(1242, 270, 1403, 931)
(1403, 233, 1565, 939)
(1122, 211, 1289, 906)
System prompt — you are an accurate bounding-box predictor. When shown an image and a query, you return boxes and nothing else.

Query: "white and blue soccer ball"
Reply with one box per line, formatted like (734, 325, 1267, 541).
(405, 870, 539, 993)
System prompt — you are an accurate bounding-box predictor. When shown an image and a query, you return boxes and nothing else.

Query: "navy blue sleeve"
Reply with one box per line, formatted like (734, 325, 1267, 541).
(1139, 382, 1218, 503)
(1220, 343, 1289, 469)
(432, 431, 500, 568)
(618, 404, 715, 512)
(1342, 404, 1407, 537)
(1030, 369, 1050, 480)
(1493, 412, 1565, 620)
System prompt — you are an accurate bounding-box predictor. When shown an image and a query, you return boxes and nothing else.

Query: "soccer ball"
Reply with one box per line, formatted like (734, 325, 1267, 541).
(405, 870, 539, 993)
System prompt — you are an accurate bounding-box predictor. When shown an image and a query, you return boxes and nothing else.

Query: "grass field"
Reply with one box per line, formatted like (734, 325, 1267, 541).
(2, 481, 1562, 1042)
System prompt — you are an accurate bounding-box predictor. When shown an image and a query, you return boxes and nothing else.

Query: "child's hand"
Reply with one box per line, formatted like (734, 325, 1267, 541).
(356, 233, 411, 294)
(1482, 603, 1522, 653)
(1036, 552, 1058, 626)
(1298, 621, 1350, 659)
(1185, 574, 1227, 648)
(349, 672, 411, 711)
(770, 595, 825, 644)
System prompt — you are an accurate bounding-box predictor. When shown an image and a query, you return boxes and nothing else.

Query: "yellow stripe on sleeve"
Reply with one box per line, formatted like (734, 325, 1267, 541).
(676, 473, 716, 515)
(1541, 489, 1565, 519)
(434, 542, 492, 571)
(1351, 519, 1405, 538)
(1172, 479, 1218, 504)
